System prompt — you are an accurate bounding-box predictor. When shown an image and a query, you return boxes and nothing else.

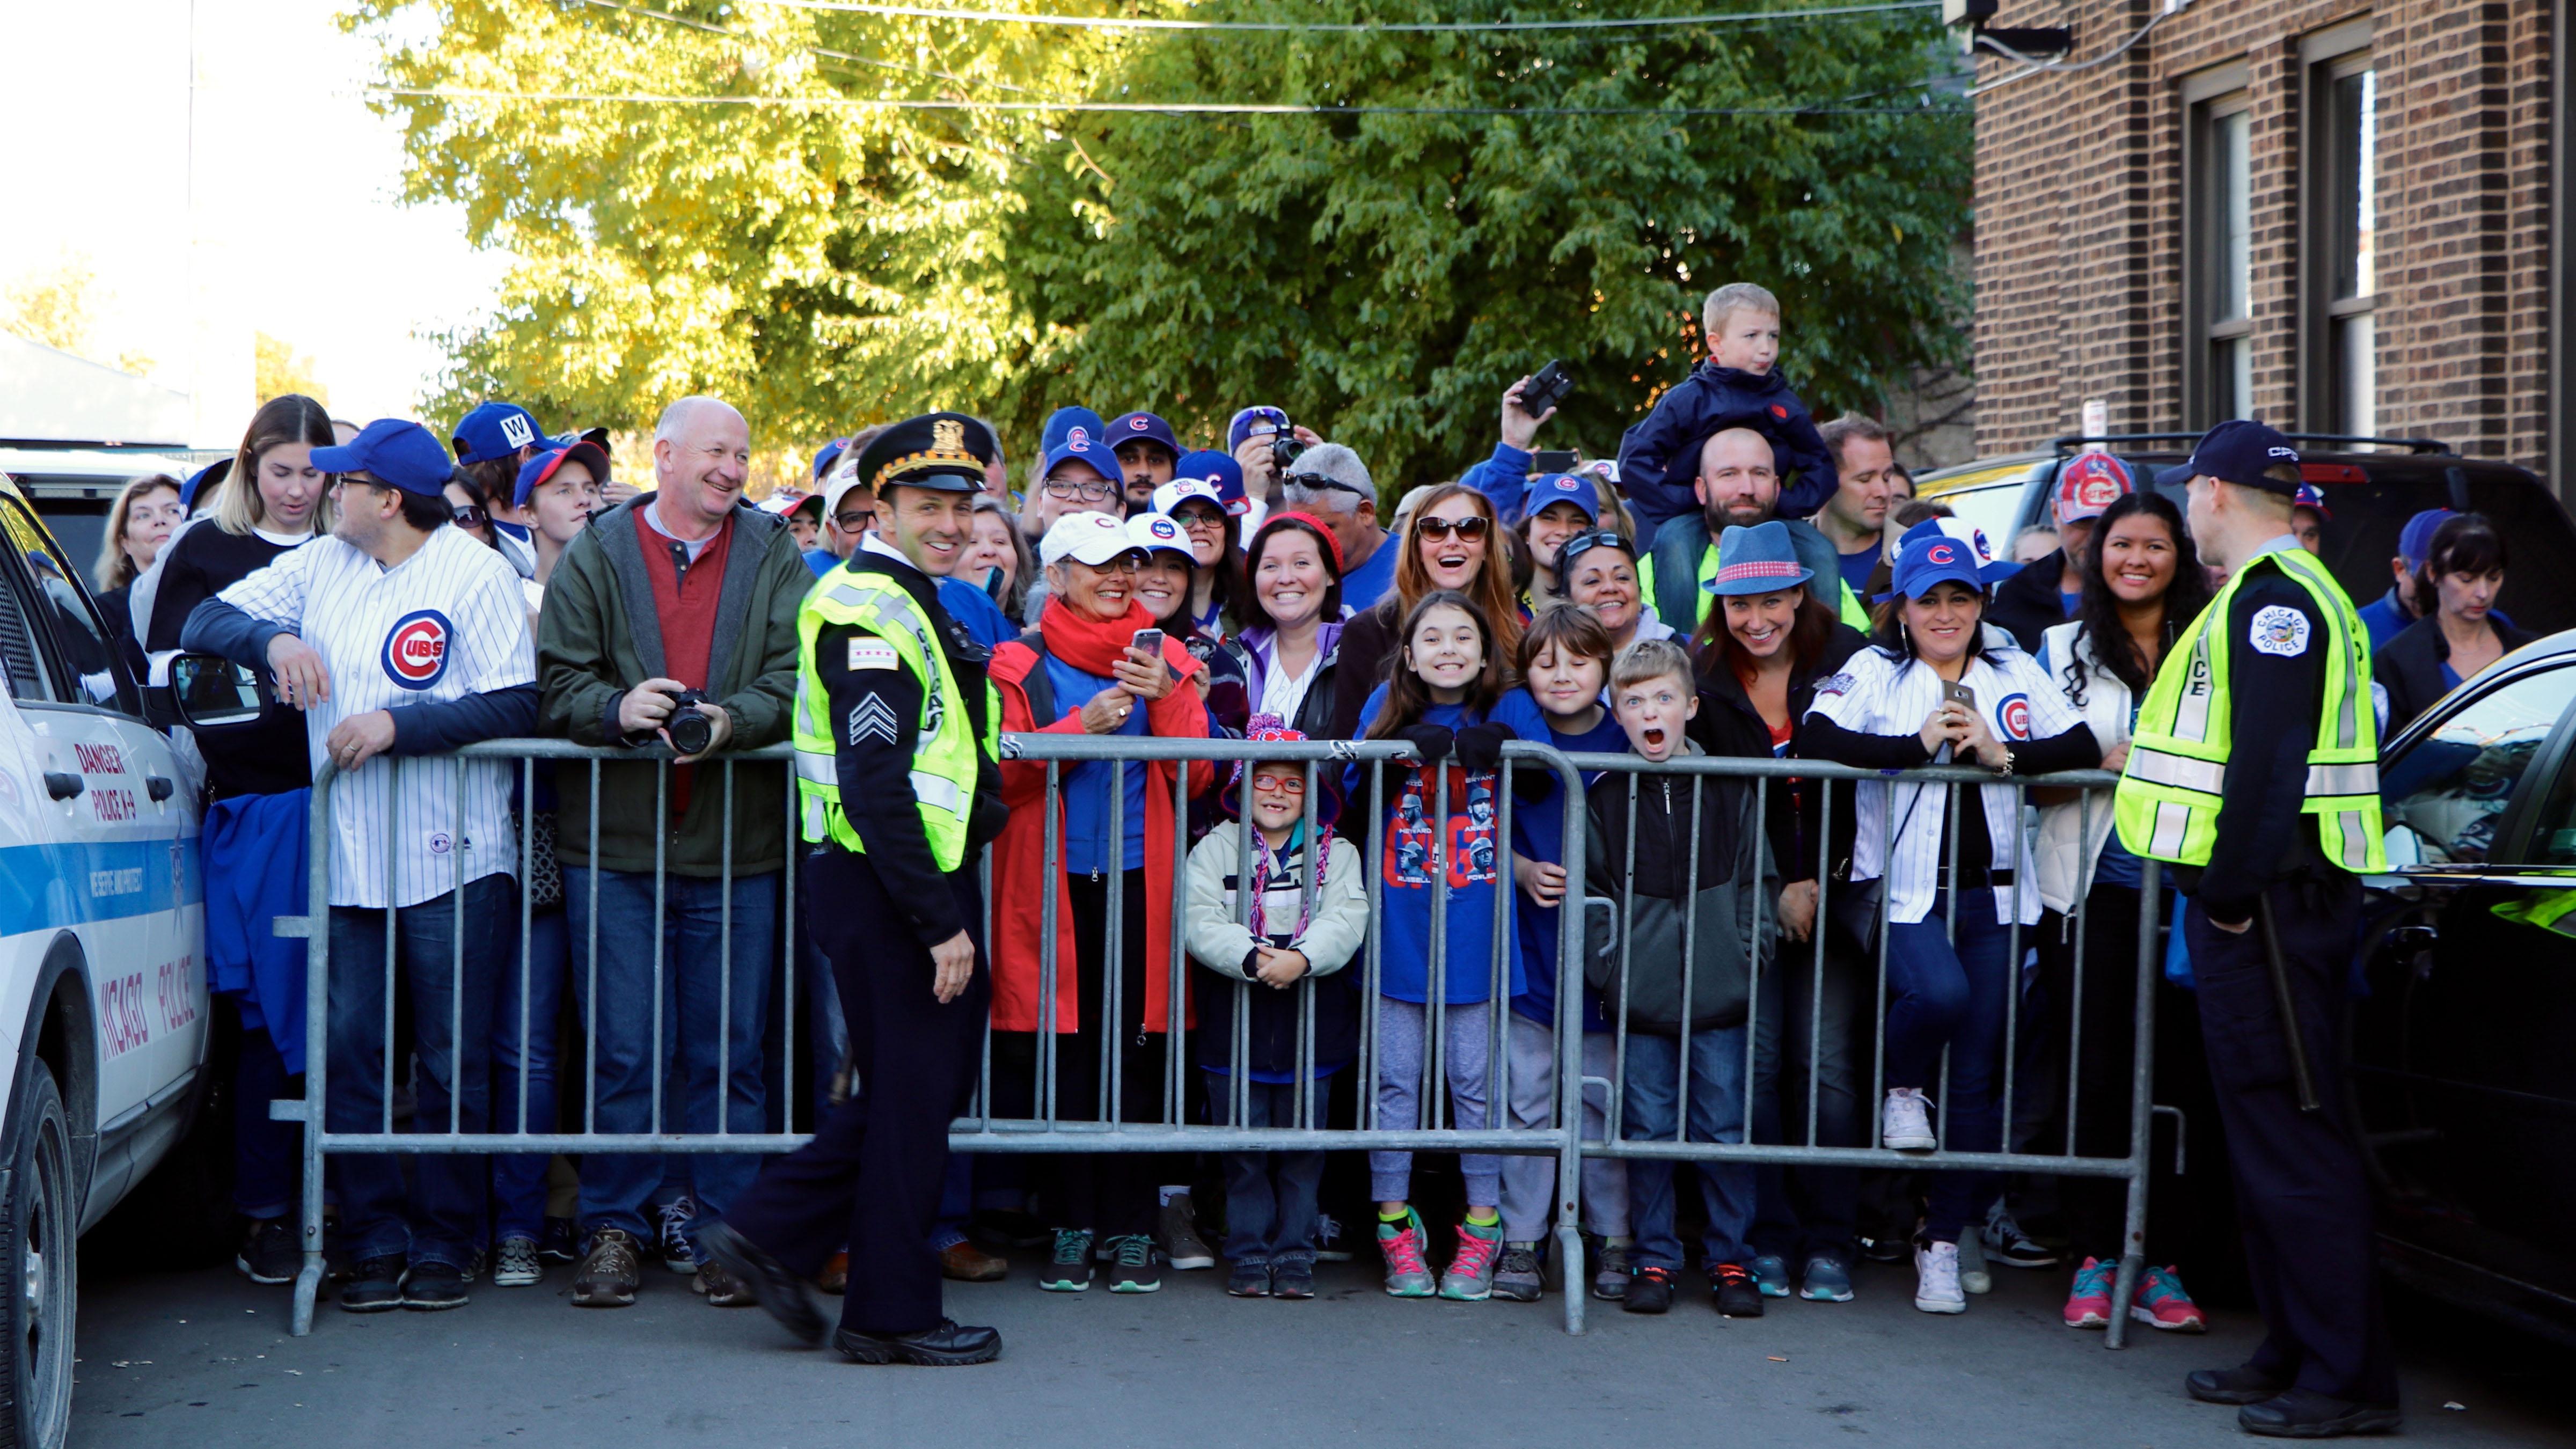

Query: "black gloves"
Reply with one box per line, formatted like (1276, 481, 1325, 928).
(1454, 721, 1513, 773)
(1396, 723, 1455, 764)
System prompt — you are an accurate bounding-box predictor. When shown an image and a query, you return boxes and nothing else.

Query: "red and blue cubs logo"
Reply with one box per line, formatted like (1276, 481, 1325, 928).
(1923, 541, 1959, 566)
(1128, 416, 1151, 431)
(1999, 692, 2032, 740)
(382, 609, 452, 691)
(1067, 426, 1091, 449)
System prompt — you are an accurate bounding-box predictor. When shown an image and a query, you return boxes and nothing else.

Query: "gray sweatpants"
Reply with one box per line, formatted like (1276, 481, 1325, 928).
(1368, 998, 1499, 1207)
(1498, 1015, 1631, 1243)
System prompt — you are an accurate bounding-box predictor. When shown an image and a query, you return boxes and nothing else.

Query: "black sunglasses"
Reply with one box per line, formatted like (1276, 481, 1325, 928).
(1415, 514, 1492, 541)
(452, 506, 490, 531)
(1555, 528, 1634, 573)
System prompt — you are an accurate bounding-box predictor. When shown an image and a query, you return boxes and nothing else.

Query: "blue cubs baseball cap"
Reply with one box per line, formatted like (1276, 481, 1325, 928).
(450, 400, 544, 466)
(179, 458, 231, 511)
(2182, 419, 2301, 494)
(2397, 508, 2454, 567)
(316, 419, 456, 496)
(2293, 482, 2332, 519)
(811, 436, 852, 481)
(1705, 519, 1814, 596)
(1227, 405, 1291, 452)
(1526, 472, 1602, 524)
(1040, 406, 1116, 481)
(1887, 517, 2006, 600)
(1160, 450, 1248, 516)
(513, 439, 613, 508)
(1107, 411, 1181, 459)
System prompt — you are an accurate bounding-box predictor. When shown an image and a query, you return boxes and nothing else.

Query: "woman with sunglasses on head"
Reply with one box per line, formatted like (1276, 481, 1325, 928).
(1549, 530, 1677, 657)
(2028, 489, 2219, 1335)
(1798, 517, 2099, 1318)
(1322, 483, 1523, 741)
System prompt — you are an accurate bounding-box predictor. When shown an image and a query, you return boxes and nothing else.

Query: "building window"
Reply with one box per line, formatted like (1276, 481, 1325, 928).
(2315, 59, 2379, 437)
(2187, 91, 2254, 427)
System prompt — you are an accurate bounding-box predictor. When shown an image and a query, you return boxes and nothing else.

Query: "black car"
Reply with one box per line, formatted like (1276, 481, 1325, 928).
(2358, 629, 2576, 1345)
(1916, 433, 2576, 639)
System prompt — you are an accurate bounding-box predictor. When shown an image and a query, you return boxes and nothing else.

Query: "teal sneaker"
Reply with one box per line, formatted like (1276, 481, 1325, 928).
(2130, 1264, 2207, 1333)
(1039, 1228, 1093, 1292)
(1748, 1253, 1792, 1298)
(1438, 1219, 1503, 1301)
(1799, 1254, 1854, 1302)
(1376, 1211, 1436, 1298)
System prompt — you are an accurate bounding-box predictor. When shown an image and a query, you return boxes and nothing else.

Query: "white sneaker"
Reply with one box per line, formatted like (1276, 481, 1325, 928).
(1956, 1232, 1992, 1294)
(1914, 1239, 1966, 1314)
(1882, 1088, 1936, 1151)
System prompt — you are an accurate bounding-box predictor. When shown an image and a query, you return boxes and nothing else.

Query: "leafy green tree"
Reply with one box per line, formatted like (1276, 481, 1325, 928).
(357, 1, 1967, 494)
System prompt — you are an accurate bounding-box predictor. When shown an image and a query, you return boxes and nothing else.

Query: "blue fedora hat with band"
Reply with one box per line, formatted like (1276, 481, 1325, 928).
(1705, 519, 1816, 595)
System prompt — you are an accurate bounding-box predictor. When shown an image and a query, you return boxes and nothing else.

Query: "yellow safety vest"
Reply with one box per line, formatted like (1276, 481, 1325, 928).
(1638, 542, 1871, 632)
(2114, 545, 2385, 872)
(790, 565, 999, 871)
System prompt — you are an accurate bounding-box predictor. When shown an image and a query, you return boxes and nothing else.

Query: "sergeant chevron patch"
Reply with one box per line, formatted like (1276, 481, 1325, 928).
(848, 693, 899, 746)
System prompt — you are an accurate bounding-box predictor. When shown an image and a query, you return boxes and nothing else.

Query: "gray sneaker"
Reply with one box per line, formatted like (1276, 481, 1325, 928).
(573, 1228, 642, 1307)
(493, 1236, 542, 1287)
(1437, 1222, 1504, 1302)
(1591, 1240, 1633, 1301)
(1748, 1253, 1792, 1298)
(1799, 1254, 1854, 1302)
(1160, 1194, 1216, 1271)
(1490, 1245, 1544, 1302)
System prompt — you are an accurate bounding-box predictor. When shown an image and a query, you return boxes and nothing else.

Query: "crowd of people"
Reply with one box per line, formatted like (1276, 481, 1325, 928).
(98, 281, 2472, 1408)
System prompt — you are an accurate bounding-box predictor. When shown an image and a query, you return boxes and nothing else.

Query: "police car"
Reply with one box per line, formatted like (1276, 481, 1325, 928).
(0, 473, 208, 1446)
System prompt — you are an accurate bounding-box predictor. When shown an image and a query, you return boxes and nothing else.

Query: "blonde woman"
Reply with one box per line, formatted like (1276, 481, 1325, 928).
(91, 473, 185, 642)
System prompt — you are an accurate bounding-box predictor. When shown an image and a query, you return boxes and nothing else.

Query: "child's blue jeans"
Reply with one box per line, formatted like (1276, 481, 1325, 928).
(1622, 1024, 1755, 1272)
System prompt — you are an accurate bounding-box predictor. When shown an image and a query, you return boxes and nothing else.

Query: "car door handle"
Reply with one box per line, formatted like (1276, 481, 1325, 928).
(2388, 924, 2438, 955)
(146, 775, 174, 802)
(43, 772, 83, 801)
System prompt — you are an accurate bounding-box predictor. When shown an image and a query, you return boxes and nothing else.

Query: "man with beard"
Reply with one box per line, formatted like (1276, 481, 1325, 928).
(1637, 427, 1843, 640)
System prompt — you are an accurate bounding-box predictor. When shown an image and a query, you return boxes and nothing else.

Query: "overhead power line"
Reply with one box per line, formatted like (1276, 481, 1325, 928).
(364, 85, 1960, 115)
(725, 0, 1939, 31)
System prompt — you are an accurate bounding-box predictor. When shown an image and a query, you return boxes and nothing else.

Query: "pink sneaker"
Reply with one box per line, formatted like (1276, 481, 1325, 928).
(1377, 1210, 1435, 1298)
(1439, 1220, 1503, 1301)
(2062, 1256, 2115, 1329)
(2131, 1264, 2207, 1332)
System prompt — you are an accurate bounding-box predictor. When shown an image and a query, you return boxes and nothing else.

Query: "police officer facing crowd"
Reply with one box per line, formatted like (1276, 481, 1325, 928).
(2115, 420, 2400, 1438)
(701, 413, 1008, 1366)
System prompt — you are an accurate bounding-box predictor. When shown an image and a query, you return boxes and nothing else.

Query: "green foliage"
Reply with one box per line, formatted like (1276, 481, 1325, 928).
(357, 0, 1968, 495)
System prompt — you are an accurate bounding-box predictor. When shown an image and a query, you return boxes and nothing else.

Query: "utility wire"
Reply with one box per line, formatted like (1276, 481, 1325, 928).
(364, 84, 1960, 114)
(726, 0, 1940, 31)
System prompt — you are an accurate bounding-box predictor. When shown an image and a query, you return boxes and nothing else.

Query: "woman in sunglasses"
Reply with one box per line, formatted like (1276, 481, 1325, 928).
(443, 472, 503, 552)
(1321, 484, 1524, 740)
(1548, 530, 1677, 656)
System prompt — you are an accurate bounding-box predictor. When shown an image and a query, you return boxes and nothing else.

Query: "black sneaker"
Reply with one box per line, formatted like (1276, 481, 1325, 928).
(834, 1319, 1001, 1366)
(973, 1208, 1051, 1250)
(1858, 1234, 1908, 1264)
(1710, 1262, 1765, 1319)
(237, 1218, 300, 1285)
(402, 1261, 470, 1311)
(339, 1255, 405, 1313)
(1226, 1260, 1271, 1298)
(1270, 1257, 1316, 1299)
(537, 1216, 581, 1264)
(1107, 1234, 1162, 1293)
(1623, 1264, 1675, 1314)
(1040, 1229, 1093, 1292)
(1490, 1245, 1545, 1302)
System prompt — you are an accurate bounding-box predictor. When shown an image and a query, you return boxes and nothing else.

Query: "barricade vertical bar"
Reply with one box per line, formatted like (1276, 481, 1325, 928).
(383, 769, 398, 1137)
(1675, 772, 1701, 1144)
(1297, 756, 1319, 1131)
(2066, 788, 2094, 1156)
(1936, 780, 1958, 1140)
(1362, 757, 1385, 1130)
(2105, 856, 2163, 1350)
(1611, 771, 1638, 1142)
(976, 839, 995, 1129)
(1039, 761, 1061, 1125)
(1166, 759, 1190, 1130)
(585, 758, 602, 1133)
(1488, 757, 1512, 1163)
(651, 760, 668, 1135)
(1104, 759, 1125, 1126)
(1233, 759, 1255, 1133)
(2000, 779, 2023, 1163)
(291, 763, 337, 1335)
(517, 760, 535, 1145)
(1807, 777, 1831, 1146)
(451, 762, 466, 1137)
(1869, 773, 1893, 1144)
(780, 765, 797, 1132)
(1427, 761, 1450, 1132)
(1741, 774, 1763, 1136)
(719, 762, 736, 1140)
(1541, 747, 1589, 1335)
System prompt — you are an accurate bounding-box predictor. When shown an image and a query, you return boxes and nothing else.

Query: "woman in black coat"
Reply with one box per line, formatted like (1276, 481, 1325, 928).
(2374, 512, 2533, 736)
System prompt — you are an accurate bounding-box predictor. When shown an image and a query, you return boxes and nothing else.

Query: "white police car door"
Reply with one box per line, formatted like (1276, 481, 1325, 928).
(0, 500, 202, 1158)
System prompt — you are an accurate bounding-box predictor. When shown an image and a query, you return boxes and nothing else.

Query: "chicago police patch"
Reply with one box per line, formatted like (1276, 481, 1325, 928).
(381, 609, 453, 690)
(2249, 604, 2311, 658)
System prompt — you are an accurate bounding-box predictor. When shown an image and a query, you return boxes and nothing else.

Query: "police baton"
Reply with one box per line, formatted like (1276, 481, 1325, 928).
(2253, 895, 2322, 1113)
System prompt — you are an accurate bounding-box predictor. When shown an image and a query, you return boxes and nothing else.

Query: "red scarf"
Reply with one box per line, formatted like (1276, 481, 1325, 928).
(1037, 595, 1159, 676)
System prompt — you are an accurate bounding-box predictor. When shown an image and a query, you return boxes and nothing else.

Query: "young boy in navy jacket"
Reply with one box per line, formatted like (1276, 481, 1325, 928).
(1616, 282, 1837, 540)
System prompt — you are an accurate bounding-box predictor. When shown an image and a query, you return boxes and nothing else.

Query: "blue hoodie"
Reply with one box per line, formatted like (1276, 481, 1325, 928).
(1615, 362, 1838, 540)
(1346, 686, 1548, 1004)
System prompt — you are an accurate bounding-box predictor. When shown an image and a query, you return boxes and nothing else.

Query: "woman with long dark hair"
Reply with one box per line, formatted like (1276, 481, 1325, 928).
(2375, 511, 2531, 734)
(1323, 484, 1524, 741)
(2028, 488, 2220, 1333)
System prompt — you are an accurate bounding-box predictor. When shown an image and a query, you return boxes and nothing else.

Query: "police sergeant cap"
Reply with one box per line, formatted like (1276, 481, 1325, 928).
(852, 411, 993, 495)
(2184, 419, 2302, 494)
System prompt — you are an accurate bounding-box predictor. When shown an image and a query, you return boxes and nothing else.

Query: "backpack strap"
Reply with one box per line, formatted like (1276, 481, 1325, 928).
(1013, 627, 1058, 725)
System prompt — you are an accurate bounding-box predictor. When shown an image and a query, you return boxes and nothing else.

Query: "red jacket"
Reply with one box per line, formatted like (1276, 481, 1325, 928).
(987, 634, 1213, 1034)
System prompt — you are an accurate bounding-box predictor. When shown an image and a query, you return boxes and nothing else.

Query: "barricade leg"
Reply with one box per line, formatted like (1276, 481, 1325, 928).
(2105, 859, 2163, 1350)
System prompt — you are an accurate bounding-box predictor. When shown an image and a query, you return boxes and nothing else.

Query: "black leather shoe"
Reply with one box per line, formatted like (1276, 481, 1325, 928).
(696, 1220, 825, 1347)
(2187, 1365, 2290, 1406)
(2238, 1389, 2401, 1438)
(835, 1320, 1001, 1366)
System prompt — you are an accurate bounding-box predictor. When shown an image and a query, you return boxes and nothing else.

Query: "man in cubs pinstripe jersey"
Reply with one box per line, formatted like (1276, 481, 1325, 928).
(182, 418, 537, 1315)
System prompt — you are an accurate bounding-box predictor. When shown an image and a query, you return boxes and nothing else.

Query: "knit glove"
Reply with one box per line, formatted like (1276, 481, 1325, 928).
(1396, 723, 1454, 764)
(1454, 720, 1513, 773)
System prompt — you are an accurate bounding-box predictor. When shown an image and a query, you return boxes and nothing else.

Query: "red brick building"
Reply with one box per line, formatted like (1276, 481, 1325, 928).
(1968, 0, 2570, 491)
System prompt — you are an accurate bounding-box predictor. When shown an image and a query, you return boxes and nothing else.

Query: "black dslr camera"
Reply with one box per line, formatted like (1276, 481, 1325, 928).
(661, 686, 715, 756)
(1270, 420, 1306, 474)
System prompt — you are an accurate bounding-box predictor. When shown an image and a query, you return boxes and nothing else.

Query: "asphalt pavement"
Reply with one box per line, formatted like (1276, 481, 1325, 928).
(68, 1239, 2576, 1448)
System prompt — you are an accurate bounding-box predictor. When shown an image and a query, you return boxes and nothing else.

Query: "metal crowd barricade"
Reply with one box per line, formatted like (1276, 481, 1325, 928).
(268, 733, 2160, 1346)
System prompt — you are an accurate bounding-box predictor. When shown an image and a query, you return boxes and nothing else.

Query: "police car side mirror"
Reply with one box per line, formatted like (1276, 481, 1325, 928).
(169, 653, 267, 731)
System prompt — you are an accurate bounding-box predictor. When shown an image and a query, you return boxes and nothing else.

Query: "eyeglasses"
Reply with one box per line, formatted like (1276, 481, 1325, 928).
(1174, 509, 1227, 531)
(835, 510, 874, 533)
(452, 507, 489, 531)
(1415, 515, 1491, 541)
(1250, 773, 1308, 795)
(1042, 477, 1118, 502)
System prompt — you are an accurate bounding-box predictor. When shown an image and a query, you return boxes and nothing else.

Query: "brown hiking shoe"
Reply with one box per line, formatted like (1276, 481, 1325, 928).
(693, 1258, 755, 1306)
(939, 1240, 1008, 1283)
(573, 1228, 642, 1307)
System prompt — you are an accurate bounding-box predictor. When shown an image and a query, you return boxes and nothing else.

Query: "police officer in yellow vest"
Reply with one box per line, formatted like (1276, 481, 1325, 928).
(2114, 420, 2399, 1438)
(703, 413, 1008, 1367)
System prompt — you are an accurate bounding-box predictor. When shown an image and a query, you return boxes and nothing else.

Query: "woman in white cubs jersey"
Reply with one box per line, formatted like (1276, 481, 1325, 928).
(1798, 518, 2099, 1317)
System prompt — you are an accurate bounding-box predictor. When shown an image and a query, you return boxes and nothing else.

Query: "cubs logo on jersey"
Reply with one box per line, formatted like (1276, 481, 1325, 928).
(1998, 692, 2032, 741)
(382, 609, 454, 690)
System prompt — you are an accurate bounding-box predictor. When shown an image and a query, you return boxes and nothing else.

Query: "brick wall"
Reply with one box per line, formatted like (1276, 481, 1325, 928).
(1970, 0, 2557, 478)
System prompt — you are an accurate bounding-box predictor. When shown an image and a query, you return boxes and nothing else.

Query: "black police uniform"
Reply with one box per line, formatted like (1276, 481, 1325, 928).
(2179, 541, 2399, 1425)
(708, 417, 1006, 1360)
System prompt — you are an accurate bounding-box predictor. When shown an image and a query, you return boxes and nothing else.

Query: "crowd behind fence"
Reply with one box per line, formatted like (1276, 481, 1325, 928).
(272, 734, 2154, 1341)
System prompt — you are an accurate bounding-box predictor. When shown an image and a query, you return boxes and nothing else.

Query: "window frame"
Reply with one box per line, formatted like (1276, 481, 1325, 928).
(2182, 65, 2255, 430)
(2297, 20, 2380, 438)
(0, 493, 144, 719)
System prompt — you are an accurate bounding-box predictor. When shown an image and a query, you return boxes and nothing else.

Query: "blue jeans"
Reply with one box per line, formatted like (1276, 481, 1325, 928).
(566, 868, 777, 1250)
(1212, 1075, 1330, 1263)
(1623, 1025, 1757, 1271)
(1883, 888, 2012, 1243)
(325, 873, 513, 1269)
(491, 909, 568, 1242)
